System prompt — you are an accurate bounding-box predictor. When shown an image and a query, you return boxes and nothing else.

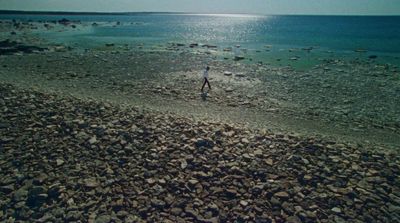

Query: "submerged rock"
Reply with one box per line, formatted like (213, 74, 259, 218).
(224, 71, 233, 76)
(234, 55, 245, 61)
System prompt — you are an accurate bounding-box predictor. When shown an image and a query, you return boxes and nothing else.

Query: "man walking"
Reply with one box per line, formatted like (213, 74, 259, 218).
(201, 66, 211, 92)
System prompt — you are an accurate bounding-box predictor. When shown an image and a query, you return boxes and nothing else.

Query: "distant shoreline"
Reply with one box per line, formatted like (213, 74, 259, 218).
(0, 10, 399, 17)
(0, 10, 181, 16)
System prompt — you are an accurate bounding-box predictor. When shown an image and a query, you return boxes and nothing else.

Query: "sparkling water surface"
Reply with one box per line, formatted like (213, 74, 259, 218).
(2, 13, 400, 55)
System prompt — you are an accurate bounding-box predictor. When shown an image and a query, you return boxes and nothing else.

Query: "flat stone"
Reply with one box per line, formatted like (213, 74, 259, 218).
(275, 191, 290, 199)
(84, 178, 99, 188)
(265, 158, 274, 166)
(188, 179, 199, 185)
(294, 206, 303, 212)
(331, 207, 342, 214)
(56, 158, 64, 166)
(117, 211, 129, 218)
(240, 200, 249, 206)
(306, 210, 317, 219)
(146, 178, 156, 185)
(303, 175, 313, 181)
(95, 214, 111, 223)
(225, 87, 234, 93)
(66, 211, 81, 221)
(241, 138, 249, 144)
(388, 204, 400, 212)
(170, 207, 183, 215)
(88, 136, 97, 144)
(151, 198, 166, 209)
(287, 215, 302, 223)
(14, 188, 28, 201)
(253, 149, 263, 156)
(180, 160, 188, 169)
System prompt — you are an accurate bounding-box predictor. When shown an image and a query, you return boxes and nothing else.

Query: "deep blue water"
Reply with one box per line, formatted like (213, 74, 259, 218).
(1, 13, 400, 58)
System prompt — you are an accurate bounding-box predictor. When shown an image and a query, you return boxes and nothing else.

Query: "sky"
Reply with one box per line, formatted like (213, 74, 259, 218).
(0, 0, 399, 15)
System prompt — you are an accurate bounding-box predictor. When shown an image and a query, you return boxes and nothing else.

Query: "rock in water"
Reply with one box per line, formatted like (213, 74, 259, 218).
(234, 55, 245, 61)
(224, 71, 233, 76)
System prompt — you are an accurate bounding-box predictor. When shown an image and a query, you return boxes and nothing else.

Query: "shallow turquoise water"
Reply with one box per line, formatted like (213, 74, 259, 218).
(2, 13, 400, 68)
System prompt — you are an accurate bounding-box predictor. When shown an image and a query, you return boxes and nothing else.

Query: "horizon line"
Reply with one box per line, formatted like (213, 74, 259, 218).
(0, 9, 399, 17)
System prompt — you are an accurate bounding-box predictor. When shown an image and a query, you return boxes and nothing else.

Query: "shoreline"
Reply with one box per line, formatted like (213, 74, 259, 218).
(0, 49, 399, 149)
(1, 82, 399, 222)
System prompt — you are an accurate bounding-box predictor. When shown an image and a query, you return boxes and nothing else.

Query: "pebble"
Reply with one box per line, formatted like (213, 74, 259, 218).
(56, 158, 64, 166)
(332, 207, 342, 214)
(95, 214, 111, 223)
(265, 158, 274, 166)
(84, 178, 99, 188)
(66, 211, 81, 221)
(275, 191, 290, 199)
(240, 200, 249, 206)
(241, 138, 250, 144)
(146, 178, 156, 185)
(88, 136, 97, 144)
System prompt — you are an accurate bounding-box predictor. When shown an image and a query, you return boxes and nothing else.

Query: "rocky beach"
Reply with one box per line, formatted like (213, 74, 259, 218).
(1, 16, 400, 222)
(1, 83, 400, 222)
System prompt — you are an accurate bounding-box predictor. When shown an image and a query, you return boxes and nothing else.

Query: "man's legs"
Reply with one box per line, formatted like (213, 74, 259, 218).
(201, 78, 207, 92)
(201, 78, 211, 92)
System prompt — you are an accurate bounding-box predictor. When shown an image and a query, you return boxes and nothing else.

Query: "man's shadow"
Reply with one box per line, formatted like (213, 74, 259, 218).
(201, 90, 208, 101)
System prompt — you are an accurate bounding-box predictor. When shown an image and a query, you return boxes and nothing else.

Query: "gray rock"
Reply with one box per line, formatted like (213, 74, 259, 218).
(51, 208, 65, 218)
(332, 207, 342, 214)
(66, 211, 81, 221)
(89, 136, 97, 144)
(13, 187, 28, 202)
(151, 198, 166, 209)
(56, 158, 65, 166)
(170, 207, 183, 215)
(287, 215, 302, 223)
(195, 139, 214, 148)
(84, 178, 99, 188)
(225, 87, 234, 93)
(95, 214, 112, 223)
(117, 210, 129, 218)
(275, 191, 290, 199)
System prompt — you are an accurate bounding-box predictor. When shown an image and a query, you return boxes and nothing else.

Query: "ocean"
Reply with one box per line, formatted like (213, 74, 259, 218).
(1, 13, 400, 68)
